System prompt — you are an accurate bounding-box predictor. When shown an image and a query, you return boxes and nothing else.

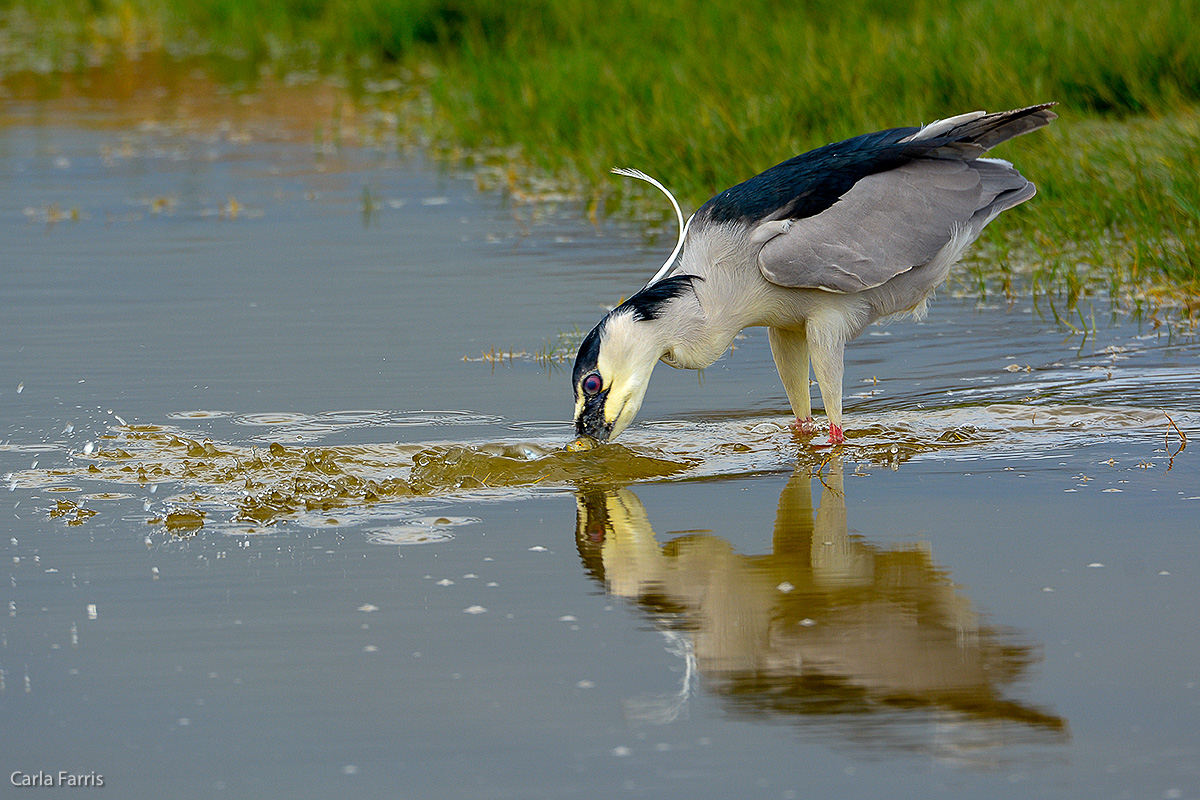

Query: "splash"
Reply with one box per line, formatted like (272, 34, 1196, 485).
(5, 402, 1191, 534)
(6, 422, 695, 531)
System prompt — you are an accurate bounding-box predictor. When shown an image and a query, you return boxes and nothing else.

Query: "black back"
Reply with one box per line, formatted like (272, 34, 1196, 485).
(699, 126, 922, 225)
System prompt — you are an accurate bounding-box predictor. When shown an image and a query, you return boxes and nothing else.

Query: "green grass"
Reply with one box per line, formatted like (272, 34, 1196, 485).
(3, 0, 1198, 310)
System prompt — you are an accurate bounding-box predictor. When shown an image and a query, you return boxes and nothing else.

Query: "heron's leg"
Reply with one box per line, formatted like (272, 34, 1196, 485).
(807, 328, 846, 445)
(767, 327, 817, 432)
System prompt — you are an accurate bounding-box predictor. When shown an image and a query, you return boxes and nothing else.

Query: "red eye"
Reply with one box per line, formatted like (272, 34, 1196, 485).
(582, 374, 603, 396)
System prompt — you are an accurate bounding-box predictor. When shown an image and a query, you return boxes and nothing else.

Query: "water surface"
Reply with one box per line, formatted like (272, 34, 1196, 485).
(2, 104, 1198, 799)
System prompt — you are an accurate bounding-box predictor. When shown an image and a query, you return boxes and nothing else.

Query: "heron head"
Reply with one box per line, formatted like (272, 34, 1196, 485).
(571, 276, 700, 444)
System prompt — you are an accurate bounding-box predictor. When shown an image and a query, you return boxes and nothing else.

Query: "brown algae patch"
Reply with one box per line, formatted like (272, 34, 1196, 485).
(47, 498, 98, 526)
(84, 428, 422, 526)
(12, 402, 1191, 533)
(16, 423, 695, 530)
(409, 442, 692, 492)
(162, 508, 206, 535)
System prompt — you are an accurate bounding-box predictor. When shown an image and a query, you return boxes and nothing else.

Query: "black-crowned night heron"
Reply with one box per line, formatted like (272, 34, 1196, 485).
(572, 104, 1056, 446)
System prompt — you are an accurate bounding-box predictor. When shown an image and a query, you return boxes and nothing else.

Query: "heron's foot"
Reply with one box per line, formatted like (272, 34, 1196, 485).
(827, 424, 845, 445)
(809, 423, 845, 449)
(790, 416, 821, 435)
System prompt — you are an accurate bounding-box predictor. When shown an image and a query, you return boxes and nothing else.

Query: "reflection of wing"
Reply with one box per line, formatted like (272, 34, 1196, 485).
(574, 458, 1068, 749)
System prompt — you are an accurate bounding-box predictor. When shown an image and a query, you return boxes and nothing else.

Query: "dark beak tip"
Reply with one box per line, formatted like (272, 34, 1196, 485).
(574, 391, 612, 445)
(571, 413, 610, 448)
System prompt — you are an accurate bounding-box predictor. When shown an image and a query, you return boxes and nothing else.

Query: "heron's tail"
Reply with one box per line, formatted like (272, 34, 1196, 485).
(904, 103, 1058, 156)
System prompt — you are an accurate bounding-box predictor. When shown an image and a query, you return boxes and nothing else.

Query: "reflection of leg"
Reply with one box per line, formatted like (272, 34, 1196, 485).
(772, 466, 815, 559)
(810, 458, 870, 585)
(815, 457, 846, 542)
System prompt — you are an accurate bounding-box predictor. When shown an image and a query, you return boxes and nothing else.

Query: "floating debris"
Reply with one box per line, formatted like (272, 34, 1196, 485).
(164, 509, 206, 534)
(47, 499, 97, 526)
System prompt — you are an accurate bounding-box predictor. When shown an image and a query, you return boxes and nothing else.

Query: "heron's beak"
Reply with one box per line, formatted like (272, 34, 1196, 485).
(574, 388, 613, 443)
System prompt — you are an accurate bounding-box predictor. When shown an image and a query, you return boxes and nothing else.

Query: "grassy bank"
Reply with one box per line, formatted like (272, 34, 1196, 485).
(3, 0, 1198, 310)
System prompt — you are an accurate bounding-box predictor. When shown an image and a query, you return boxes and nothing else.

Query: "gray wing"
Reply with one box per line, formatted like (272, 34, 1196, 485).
(755, 159, 1029, 293)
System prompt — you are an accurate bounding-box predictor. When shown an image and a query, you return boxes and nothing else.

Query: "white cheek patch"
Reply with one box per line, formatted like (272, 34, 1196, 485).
(590, 310, 661, 435)
(594, 315, 631, 423)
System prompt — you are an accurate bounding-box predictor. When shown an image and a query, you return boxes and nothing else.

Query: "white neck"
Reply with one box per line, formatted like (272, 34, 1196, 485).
(662, 224, 770, 369)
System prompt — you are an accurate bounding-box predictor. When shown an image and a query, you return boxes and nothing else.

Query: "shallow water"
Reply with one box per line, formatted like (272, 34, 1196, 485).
(2, 104, 1199, 799)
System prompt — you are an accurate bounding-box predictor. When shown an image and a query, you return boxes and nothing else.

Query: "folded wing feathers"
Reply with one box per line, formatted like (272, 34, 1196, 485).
(756, 103, 1051, 294)
(757, 159, 989, 292)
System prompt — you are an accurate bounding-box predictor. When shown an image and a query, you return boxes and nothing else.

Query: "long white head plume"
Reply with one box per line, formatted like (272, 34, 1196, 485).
(611, 167, 693, 288)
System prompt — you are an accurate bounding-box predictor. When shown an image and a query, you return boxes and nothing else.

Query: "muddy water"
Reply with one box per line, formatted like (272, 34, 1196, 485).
(2, 105, 1199, 800)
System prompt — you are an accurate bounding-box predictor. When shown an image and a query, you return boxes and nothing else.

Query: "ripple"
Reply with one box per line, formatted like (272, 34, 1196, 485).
(166, 410, 233, 420)
(321, 410, 391, 424)
(365, 528, 457, 545)
(81, 492, 135, 501)
(507, 420, 574, 433)
(232, 412, 316, 426)
(0, 442, 68, 454)
(384, 410, 504, 427)
(364, 516, 480, 546)
(225, 409, 507, 443)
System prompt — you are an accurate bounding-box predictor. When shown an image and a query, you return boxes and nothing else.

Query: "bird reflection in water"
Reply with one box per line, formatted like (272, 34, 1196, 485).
(574, 459, 1067, 760)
